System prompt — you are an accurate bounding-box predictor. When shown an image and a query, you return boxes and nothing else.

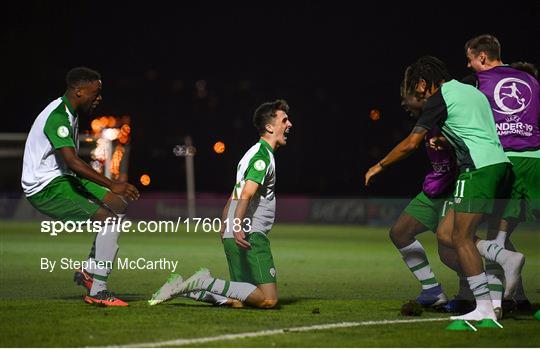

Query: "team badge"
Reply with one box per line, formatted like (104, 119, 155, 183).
(493, 77, 532, 115)
(254, 159, 266, 171)
(269, 267, 276, 277)
(57, 126, 69, 138)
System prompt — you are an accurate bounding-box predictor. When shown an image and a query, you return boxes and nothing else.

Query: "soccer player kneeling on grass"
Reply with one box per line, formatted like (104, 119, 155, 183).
(149, 99, 292, 308)
(22, 67, 140, 306)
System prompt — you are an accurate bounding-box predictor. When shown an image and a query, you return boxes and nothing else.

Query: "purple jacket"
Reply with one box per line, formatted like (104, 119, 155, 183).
(423, 127, 457, 198)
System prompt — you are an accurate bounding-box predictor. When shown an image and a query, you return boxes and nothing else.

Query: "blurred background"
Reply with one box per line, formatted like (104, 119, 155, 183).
(2, 1, 539, 197)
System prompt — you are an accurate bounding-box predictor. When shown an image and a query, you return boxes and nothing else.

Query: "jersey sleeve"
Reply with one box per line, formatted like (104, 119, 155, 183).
(43, 111, 75, 149)
(244, 154, 270, 185)
(415, 90, 448, 131)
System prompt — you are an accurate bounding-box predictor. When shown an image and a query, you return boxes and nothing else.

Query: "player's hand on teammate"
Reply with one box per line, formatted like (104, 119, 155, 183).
(233, 229, 251, 249)
(428, 136, 448, 151)
(111, 182, 140, 201)
(364, 163, 384, 186)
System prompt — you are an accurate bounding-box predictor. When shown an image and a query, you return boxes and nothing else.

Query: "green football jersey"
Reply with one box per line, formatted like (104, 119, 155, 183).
(223, 139, 276, 238)
(22, 96, 79, 196)
(416, 79, 509, 171)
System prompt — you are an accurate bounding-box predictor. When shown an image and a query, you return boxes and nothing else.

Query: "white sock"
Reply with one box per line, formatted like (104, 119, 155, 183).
(476, 239, 512, 264)
(90, 277, 107, 295)
(185, 291, 229, 305)
(89, 220, 121, 296)
(495, 231, 507, 246)
(398, 240, 439, 290)
(85, 257, 96, 275)
(467, 273, 492, 303)
(485, 261, 504, 309)
(200, 278, 256, 302)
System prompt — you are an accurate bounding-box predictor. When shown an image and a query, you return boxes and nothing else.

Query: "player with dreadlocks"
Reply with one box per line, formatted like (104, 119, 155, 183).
(365, 55, 524, 322)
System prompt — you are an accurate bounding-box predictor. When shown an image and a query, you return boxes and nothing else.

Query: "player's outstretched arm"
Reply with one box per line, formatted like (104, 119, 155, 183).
(233, 180, 260, 249)
(58, 147, 140, 201)
(364, 126, 427, 186)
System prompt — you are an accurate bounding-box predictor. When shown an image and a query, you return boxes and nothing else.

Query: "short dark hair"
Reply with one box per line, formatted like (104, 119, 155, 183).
(511, 61, 538, 79)
(66, 67, 101, 89)
(465, 34, 501, 61)
(253, 99, 289, 135)
(402, 56, 450, 98)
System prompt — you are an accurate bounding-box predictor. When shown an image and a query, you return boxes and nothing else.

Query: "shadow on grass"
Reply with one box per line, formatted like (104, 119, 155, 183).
(163, 296, 304, 309)
(56, 293, 146, 301)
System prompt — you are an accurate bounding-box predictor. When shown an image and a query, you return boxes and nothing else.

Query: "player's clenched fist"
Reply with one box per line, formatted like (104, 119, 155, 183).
(111, 182, 140, 201)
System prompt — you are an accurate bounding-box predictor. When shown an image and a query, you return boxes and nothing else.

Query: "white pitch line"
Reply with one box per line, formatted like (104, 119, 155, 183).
(112, 317, 448, 348)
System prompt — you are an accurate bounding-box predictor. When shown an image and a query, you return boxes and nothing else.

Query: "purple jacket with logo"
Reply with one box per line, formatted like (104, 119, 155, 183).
(476, 66, 540, 152)
(423, 127, 457, 198)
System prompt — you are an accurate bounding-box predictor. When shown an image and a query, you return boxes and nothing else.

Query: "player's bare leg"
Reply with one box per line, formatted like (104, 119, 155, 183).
(436, 211, 475, 313)
(390, 213, 446, 307)
(436, 208, 454, 249)
(450, 212, 496, 320)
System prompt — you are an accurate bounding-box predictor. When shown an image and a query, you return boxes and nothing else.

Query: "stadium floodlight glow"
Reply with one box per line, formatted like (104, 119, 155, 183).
(102, 128, 120, 141)
(213, 141, 225, 154)
(140, 174, 151, 186)
(370, 109, 381, 121)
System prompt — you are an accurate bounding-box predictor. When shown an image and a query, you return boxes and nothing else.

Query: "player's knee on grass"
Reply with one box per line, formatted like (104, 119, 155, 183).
(245, 287, 278, 309)
(259, 298, 278, 309)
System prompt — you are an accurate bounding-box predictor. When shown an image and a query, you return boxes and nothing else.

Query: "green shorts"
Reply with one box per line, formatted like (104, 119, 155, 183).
(404, 191, 452, 232)
(223, 232, 276, 285)
(452, 163, 512, 214)
(503, 157, 540, 221)
(27, 175, 108, 222)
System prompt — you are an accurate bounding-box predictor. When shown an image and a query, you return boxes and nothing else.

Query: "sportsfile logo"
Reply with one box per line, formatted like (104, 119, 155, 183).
(40, 217, 253, 236)
(41, 217, 130, 236)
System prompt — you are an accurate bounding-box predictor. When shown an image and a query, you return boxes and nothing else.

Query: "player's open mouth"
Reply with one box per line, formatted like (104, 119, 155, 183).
(284, 129, 290, 140)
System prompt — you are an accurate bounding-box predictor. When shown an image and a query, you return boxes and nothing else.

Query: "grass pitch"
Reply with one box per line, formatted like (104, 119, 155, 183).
(1, 222, 539, 347)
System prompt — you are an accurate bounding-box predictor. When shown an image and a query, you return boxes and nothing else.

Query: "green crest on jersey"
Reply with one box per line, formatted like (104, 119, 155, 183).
(57, 126, 69, 138)
(254, 159, 266, 171)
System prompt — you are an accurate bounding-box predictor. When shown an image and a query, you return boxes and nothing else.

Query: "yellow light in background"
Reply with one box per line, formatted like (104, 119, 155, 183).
(121, 124, 131, 134)
(213, 141, 225, 154)
(369, 109, 381, 121)
(111, 145, 125, 179)
(140, 174, 151, 186)
(91, 119, 101, 133)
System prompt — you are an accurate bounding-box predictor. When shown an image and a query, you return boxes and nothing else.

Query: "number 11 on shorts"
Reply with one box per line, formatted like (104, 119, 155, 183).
(454, 179, 465, 198)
